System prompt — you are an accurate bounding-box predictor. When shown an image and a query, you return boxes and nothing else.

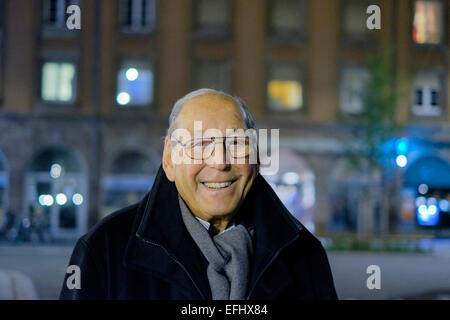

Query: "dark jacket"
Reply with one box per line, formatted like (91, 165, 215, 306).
(60, 166, 338, 300)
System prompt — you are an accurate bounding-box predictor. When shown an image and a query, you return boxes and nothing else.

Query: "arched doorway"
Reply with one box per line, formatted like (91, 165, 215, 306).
(101, 150, 158, 218)
(0, 150, 9, 228)
(263, 150, 316, 233)
(25, 147, 88, 239)
(402, 156, 450, 229)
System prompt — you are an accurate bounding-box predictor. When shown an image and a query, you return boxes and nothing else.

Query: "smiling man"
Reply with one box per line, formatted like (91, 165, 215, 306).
(60, 88, 338, 300)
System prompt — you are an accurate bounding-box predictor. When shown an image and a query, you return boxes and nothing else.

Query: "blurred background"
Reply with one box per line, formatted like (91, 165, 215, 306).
(0, 0, 450, 299)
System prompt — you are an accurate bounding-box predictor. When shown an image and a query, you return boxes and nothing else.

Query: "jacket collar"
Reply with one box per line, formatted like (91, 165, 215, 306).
(124, 165, 303, 299)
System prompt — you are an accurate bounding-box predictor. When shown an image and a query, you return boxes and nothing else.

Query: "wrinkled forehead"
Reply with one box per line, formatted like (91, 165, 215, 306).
(176, 94, 247, 135)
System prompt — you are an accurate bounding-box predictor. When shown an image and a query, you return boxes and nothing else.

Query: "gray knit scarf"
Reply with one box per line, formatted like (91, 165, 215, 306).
(178, 196, 253, 300)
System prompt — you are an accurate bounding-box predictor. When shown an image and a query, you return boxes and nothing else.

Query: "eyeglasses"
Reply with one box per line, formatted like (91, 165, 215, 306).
(173, 136, 251, 160)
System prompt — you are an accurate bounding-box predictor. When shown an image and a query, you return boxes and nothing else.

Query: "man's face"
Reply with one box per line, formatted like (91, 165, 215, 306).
(163, 93, 258, 222)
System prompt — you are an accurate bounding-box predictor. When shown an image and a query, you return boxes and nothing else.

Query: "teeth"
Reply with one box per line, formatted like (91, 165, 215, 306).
(203, 181, 233, 189)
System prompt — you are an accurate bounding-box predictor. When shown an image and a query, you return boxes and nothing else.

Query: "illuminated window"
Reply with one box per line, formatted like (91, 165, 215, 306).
(42, 0, 80, 29)
(119, 0, 156, 32)
(412, 71, 443, 116)
(342, 0, 372, 40)
(41, 62, 76, 102)
(116, 61, 154, 106)
(194, 0, 231, 36)
(267, 64, 303, 111)
(192, 59, 231, 92)
(268, 0, 304, 37)
(340, 67, 370, 114)
(413, 0, 444, 44)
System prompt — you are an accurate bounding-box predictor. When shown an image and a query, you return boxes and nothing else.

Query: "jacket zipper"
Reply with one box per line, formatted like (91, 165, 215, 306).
(246, 233, 300, 300)
(136, 234, 206, 300)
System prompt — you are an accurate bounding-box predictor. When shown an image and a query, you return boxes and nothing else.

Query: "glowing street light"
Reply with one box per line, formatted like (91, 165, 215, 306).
(117, 92, 131, 105)
(56, 193, 67, 205)
(395, 155, 408, 168)
(72, 193, 84, 206)
(125, 68, 139, 81)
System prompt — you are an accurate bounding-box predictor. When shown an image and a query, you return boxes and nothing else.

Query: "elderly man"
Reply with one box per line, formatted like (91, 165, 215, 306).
(60, 88, 338, 300)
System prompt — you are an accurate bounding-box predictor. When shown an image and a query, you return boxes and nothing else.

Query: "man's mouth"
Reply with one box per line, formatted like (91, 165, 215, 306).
(201, 180, 237, 189)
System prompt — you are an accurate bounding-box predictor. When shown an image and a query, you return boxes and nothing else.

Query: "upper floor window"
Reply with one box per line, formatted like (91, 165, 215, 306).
(116, 60, 154, 107)
(193, 0, 231, 37)
(267, 63, 303, 111)
(119, 0, 156, 32)
(412, 71, 444, 117)
(342, 0, 373, 42)
(268, 0, 305, 40)
(192, 59, 231, 92)
(42, 0, 80, 31)
(413, 0, 444, 45)
(41, 61, 77, 103)
(340, 67, 371, 115)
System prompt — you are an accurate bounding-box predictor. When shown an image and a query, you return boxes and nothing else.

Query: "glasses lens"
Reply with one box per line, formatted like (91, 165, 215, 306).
(227, 136, 249, 158)
(186, 138, 213, 159)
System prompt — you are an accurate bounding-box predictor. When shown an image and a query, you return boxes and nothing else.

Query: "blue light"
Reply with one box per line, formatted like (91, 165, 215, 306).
(439, 200, 449, 212)
(395, 138, 409, 154)
(418, 205, 428, 216)
(417, 204, 439, 226)
(396, 155, 408, 168)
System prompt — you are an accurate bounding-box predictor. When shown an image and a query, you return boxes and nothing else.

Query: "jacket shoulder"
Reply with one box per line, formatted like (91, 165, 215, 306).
(80, 202, 141, 247)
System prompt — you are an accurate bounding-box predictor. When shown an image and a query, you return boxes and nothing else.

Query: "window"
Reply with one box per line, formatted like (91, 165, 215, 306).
(116, 61, 154, 106)
(413, 0, 444, 44)
(42, 0, 80, 30)
(193, 0, 231, 37)
(267, 64, 303, 111)
(41, 62, 77, 103)
(342, 0, 372, 41)
(119, 0, 156, 32)
(268, 0, 305, 38)
(340, 67, 371, 114)
(192, 59, 231, 92)
(412, 71, 443, 116)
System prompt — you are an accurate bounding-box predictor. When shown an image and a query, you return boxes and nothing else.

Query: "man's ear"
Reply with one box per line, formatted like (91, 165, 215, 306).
(162, 137, 175, 182)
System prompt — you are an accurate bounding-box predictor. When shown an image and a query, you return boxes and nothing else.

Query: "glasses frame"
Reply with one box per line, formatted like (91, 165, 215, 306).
(173, 136, 251, 160)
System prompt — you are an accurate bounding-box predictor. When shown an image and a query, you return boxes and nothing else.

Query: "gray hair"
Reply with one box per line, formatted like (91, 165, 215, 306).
(166, 88, 255, 137)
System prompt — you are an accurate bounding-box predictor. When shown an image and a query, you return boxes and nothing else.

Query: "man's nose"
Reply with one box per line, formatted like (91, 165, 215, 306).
(207, 141, 229, 169)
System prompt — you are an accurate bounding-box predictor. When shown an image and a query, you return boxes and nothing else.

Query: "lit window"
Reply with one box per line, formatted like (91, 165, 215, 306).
(42, 0, 80, 30)
(116, 61, 154, 106)
(192, 59, 231, 92)
(340, 67, 370, 114)
(119, 0, 156, 32)
(342, 0, 371, 40)
(267, 64, 303, 111)
(194, 0, 231, 36)
(413, 0, 444, 44)
(412, 72, 443, 116)
(269, 0, 304, 35)
(41, 62, 76, 102)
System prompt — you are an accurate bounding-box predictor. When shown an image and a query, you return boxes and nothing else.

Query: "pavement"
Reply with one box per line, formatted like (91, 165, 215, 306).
(0, 241, 449, 300)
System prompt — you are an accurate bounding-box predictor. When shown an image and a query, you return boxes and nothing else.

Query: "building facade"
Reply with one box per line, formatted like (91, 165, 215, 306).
(0, 0, 449, 239)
